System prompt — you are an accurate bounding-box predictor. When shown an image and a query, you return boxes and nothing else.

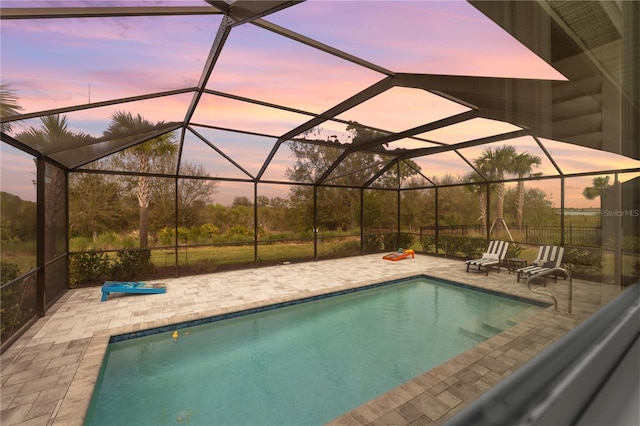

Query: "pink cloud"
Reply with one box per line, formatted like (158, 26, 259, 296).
(208, 23, 385, 114)
(191, 94, 312, 137)
(336, 87, 471, 132)
(2, 15, 217, 114)
(268, 1, 565, 80)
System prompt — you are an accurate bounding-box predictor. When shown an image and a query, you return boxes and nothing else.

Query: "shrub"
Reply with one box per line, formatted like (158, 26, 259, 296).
(0, 262, 19, 285)
(563, 247, 603, 278)
(96, 231, 121, 248)
(69, 236, 94, 252)
(157, 227, 175, 246)
(382, 233, 398, 251)
(120, 235, 137, 249)
(363, 234, 384, 253)
(506, 244, 525, 259)
(398, 233, 415, 250)
(69, 251, 112, 286)
(563, 247, 602, 267)
(199, 224, 219, 240)
(341, 240, 361, 253)
(111, 249, 154, 280)
(622, 236, 640, 254)
(70, 249, 156, 286)
(378, 233, 415, 251)
(439, 236, 486, 258)
(420, 235, 437, 253)
(225, 225, 253, 239)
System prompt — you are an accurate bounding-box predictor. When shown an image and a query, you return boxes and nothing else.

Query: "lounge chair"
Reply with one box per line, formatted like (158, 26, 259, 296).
(465, 240, 510, 276)
(517, 245, 564, 283)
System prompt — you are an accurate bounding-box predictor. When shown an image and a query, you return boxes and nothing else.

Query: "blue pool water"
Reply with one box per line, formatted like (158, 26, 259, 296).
(85, 276, 544, 425)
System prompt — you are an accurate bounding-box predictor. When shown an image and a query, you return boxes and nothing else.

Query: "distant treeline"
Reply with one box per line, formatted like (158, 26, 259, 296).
(1, 192, 36, 242)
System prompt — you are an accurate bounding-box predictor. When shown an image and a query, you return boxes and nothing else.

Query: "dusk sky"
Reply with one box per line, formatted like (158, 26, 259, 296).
(2, 0, 639, 207)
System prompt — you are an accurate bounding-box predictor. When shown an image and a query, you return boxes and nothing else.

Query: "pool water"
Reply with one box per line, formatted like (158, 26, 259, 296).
(85, 277, 543, 425)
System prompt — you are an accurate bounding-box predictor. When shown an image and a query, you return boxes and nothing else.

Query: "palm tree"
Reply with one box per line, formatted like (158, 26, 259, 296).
(1, 83, 24, 133)
(465, 170, 493, 235)
(473, 145, 518, 234)
(19, 114, 81, 144)
(513, 152, 542, 227)
(582, 176, 610, 226)
(16, 114, 93, 260)
(103, 111, 177, 248)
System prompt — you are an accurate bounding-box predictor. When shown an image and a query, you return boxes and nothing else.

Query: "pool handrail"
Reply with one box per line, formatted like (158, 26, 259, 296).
(525, 267, 572, 313)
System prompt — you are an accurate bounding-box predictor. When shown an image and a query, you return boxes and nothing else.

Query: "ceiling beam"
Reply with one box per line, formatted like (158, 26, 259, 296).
(0, 6, 221, 19)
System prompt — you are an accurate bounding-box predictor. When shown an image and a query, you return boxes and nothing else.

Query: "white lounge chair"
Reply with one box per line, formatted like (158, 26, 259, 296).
(465, 240, 510, 276)
(517, 245, 565, 283)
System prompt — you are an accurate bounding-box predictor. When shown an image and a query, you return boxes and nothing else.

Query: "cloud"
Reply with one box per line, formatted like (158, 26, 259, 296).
(268, 0, 565, 79)
(2, 1, 634, 210)
(2, 14, 218, 113)
(209, 23, 385, 114)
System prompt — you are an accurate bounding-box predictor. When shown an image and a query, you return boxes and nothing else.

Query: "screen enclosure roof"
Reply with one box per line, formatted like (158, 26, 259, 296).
(1, 0, 639, 190)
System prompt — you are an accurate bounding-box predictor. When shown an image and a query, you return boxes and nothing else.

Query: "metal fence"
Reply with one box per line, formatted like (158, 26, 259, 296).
(419, 224, 603, 248)
(1, 269, 38, 350)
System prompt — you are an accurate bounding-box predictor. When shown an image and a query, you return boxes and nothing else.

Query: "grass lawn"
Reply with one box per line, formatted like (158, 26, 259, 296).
(4, 238, 637, 287)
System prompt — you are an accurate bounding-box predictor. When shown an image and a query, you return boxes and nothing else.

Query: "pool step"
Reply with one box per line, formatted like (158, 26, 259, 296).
(485, 306, 541, 329)
(459, 324, 496, 341)
(459, 307, 542, 341)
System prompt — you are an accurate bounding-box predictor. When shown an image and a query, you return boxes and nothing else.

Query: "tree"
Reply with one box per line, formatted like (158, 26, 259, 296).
(201, 204, 231, 234)
(17, 114, 93, 148)
(69, 171, 125, 241)
(582, 176, 610, 226)
(269, 197, 289, 209)
(232, 196, 253, 207)
(285, 141, 361, 232)
(473, 145, 518, 234)
(511, 187, 558, 225)
(0, 192, 36, 242)
(400, 179, 431, 232)
(16, 114, 94, 258)
(513, 152, 542, 226)
(465, 170, 492, 235)
(285, 122, 421, 232)
(176, 164, 217, 227)
(103, 111, 178, 248)
(258, 196, 291, 233)
(434, 177, 477, 226)
(0, 83, 23, 133)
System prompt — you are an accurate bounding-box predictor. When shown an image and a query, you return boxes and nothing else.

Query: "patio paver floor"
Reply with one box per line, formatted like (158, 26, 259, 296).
(1, 254, 619, 425)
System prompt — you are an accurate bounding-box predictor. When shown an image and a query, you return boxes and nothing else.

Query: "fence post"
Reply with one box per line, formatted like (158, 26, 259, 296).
(569, 225, 572, 246)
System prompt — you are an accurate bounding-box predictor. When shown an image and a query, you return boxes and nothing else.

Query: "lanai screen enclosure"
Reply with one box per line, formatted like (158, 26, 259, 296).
(1, 1, 639, 348)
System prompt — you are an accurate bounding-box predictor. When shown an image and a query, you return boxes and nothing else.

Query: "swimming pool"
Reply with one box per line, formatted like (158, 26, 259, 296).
(85, 276, 544, 425)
